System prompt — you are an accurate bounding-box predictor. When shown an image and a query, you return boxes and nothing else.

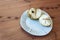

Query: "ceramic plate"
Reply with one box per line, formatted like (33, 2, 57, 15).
(20, 10, 53, 36)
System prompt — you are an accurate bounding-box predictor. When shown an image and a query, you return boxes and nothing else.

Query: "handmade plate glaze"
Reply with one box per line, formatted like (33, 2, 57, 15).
(20, 10, 53, 36)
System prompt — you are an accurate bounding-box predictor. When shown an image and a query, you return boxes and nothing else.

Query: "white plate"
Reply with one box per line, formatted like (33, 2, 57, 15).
(20, 10, 53, 36)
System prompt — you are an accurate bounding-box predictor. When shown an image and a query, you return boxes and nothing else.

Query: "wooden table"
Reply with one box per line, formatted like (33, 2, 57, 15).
(0, 0, 60, 40)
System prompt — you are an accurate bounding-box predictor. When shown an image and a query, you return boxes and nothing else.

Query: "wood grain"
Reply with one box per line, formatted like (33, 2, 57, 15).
(0, 0, 60, 40)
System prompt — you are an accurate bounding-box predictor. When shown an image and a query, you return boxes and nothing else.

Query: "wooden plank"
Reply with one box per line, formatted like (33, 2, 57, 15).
(0, 0, 60, 40)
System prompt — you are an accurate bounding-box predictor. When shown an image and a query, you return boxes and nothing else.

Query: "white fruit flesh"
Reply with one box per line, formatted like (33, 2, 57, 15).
(39, 15, 51, 26)
(36, 9, 41, 18)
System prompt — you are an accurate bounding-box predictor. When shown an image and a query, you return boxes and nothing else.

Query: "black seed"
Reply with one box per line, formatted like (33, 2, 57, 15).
(32, 11, 34, 13)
